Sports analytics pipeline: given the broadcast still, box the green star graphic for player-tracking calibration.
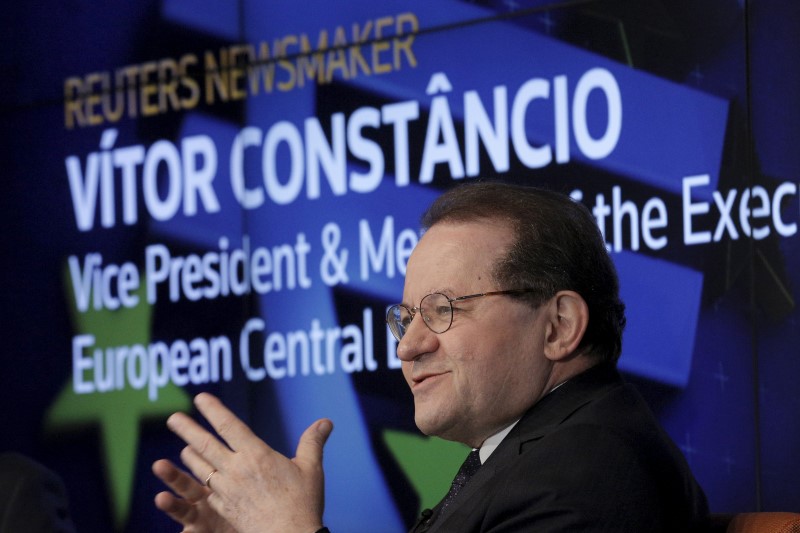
[383,429,470,512]
[44,267,190,530]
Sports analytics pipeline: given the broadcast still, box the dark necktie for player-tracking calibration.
[412,449,483,532]
[441,448,482,510]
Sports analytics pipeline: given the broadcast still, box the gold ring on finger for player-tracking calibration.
[204,469,218,490]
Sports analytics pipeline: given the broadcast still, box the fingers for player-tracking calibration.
[165,393,275,483]
[193,393,262,453]
[179,446,219,491]
[152,460,207,526]
[295,419,334,467]
[166,411,231,468]
[154,490,200,524]
[152,459,209,503]
[156,397,332,532]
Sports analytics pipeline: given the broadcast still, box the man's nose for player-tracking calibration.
[396,316,439,362]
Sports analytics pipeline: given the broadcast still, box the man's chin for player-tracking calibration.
[413,412,439,437]
[414,410,456,439]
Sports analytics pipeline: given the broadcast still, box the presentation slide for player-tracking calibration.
[2,1,798,531]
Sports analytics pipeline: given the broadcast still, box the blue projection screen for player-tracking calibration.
[2,1,799,531]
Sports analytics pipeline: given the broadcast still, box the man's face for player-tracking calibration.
[397,220,555,447]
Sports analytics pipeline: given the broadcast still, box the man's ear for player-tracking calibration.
[543,290,589,362]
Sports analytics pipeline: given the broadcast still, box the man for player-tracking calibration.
[153,182,708,532]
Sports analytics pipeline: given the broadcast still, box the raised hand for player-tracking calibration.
[153,458,236,533]
[154,393,333,533]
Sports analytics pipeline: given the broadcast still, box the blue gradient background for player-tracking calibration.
[1,1,799,531]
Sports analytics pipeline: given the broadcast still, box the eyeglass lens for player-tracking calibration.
[387,293,453,341]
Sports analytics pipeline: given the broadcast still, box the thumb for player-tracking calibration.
[295,418,333,466]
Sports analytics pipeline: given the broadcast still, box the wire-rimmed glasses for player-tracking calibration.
[386,289,538,342]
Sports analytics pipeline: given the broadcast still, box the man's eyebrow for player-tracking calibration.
[399,287,456,307]
[425,288,458,301]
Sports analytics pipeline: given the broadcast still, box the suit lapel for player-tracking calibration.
[425,364,622,532]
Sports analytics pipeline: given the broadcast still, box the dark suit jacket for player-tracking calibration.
[0,453,77,533]
[414,363,708,532]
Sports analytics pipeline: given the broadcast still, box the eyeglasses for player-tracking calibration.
[386,289,538,342]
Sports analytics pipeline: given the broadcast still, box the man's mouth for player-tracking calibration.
[412,371,449,387]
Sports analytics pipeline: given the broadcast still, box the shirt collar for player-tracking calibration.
[478,419,519,464]
[477,380,570,464]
